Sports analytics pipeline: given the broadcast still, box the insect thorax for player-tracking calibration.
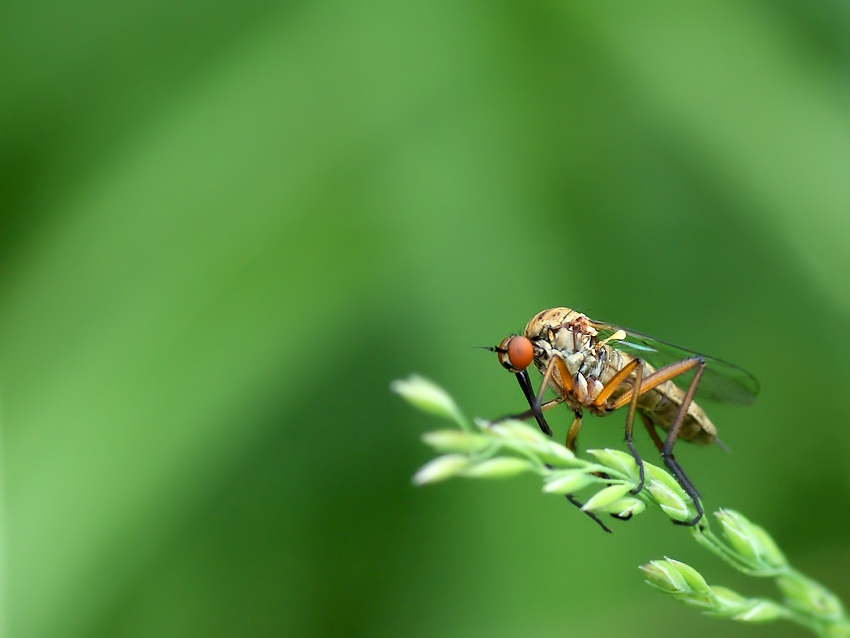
[524,309,613,405]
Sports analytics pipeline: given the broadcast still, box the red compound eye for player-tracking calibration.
[506,336,534,371]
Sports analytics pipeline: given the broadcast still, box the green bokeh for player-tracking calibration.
[2,2,850,636]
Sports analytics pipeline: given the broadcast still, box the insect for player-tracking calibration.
[490,307,759,530]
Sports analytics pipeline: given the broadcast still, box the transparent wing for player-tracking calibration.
[591,321,760,405]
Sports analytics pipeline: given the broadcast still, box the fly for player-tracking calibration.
[490,307,759,530]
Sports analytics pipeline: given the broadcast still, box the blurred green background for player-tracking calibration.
[2,1,850,636]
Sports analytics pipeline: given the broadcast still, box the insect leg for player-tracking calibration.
[507,353,573,436]
[607,358,702,410]
[565,494,612,533]
[565,411,582,452]
[538,354,573,403]
[506,357,615,533]
[565,411,625,530]
[520,353,576,437]
[511,403,611,533]
[593,356,707,524]
[495,395,563,424]
[587,358,647,493]
[564,400,624,532]
[622,359,646,494]
[526,388,614,533]
[658,359,706,527]
[590,358,640,407]
[639,412,665,453]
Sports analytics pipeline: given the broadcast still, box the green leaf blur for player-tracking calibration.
[2,2,849,637]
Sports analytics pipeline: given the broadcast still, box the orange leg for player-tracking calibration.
[534,354,574,402]
[621,359,646,494]
[565,414,582,452]
[589,355,707,526]
[591,359,640,407]
[556,407,612,532]
[585,358,647,493]
[563,411,612,533]
[607,357,702,410]
[639,412,665,453]
[498,396,564,424]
